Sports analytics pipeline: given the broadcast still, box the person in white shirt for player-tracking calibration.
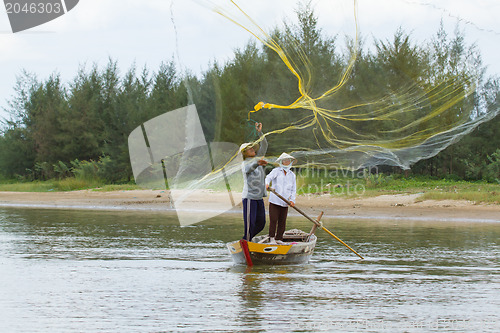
[265,153,296,244]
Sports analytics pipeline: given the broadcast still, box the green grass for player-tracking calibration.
[1,174,498,204]
[296,172,500,204]
[95,184,142,191]
[0,181,57,192]
[0,178,140,192]
[418,191,500,204]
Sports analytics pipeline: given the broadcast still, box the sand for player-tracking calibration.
[0,189,498,222]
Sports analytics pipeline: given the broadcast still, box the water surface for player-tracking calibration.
[1,208,499,332]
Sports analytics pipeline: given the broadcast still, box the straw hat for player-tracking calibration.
[239,142,259,154]
[276,152,296,164]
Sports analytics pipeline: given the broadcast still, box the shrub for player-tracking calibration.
[485,149,500,183]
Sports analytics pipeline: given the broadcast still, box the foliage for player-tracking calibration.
[0,4,499,185]
[70,156,118,183]
[485,149,500,183]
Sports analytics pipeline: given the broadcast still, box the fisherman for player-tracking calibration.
[240,122,268,241]
[265,152,297,244]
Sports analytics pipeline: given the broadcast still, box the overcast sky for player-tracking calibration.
[1,0,499,122]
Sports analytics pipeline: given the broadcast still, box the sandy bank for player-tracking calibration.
[0,190,498,223]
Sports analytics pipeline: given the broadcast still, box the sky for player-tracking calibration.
[1,0,499,123]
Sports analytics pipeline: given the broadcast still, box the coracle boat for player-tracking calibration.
[226,229,317,265]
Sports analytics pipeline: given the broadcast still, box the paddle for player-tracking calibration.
[268,187,364,259]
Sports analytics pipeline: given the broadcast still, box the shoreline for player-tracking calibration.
[0,190,498,223]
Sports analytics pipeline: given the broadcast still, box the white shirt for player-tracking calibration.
[265,167,296,207]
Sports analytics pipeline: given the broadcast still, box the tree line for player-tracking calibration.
[1,5,499,183]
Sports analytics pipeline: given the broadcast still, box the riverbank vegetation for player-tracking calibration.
[0,178,139,192]
[295,172,499,204]
[0,174,498,204]
[1,4,499,195]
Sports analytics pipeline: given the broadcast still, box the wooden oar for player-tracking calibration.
[268,187,364,259]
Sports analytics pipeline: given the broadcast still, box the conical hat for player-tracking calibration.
[276,152,296,163]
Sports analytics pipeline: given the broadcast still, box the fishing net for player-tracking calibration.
[188,0,499,170]
[130,0,499,225]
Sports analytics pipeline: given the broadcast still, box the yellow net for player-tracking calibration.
[188,0,498,170]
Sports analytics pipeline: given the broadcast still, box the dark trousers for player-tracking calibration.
[242,199,266,241]
[269,203,288,240]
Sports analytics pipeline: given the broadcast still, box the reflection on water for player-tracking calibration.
[0,208,499,332]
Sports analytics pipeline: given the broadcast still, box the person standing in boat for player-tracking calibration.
[240,122,268,241]
[265,153,297,244]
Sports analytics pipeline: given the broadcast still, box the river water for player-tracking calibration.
[0,208,499,332]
